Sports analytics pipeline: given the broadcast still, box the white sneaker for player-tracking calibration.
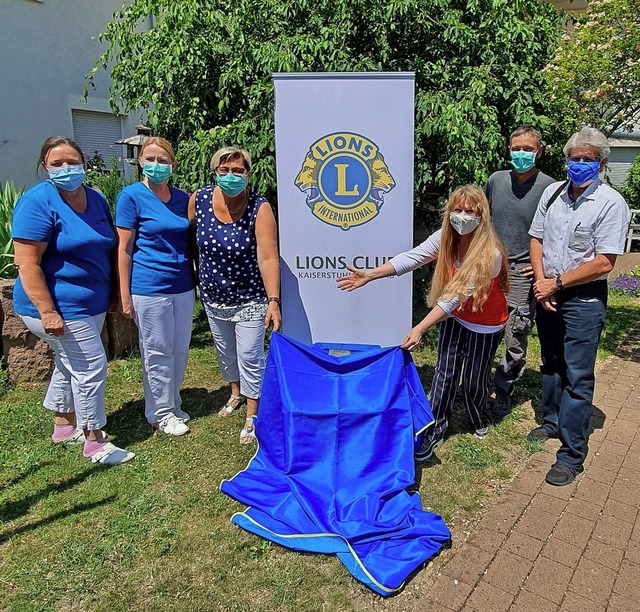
[90,442,135,466]
[173,408,191,422]
[157,415,190,436]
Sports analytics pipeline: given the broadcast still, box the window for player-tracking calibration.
[71,109,124,172]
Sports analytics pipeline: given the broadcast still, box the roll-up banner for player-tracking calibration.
[274,72,415,347]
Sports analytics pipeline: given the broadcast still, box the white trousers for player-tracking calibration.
[204,314,266,400]
[21,313,108,431]
[132,289,195,424]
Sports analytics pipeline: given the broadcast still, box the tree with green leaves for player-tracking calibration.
[90,0,562,211]
[544,0,640,137]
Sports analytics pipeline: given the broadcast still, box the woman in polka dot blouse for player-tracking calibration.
[188,146,281,444]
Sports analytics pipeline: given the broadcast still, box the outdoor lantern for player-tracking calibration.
[115,124,152,178]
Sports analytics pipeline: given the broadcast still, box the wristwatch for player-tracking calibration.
[555,275,564,290]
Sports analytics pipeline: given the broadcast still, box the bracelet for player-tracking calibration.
[268,297,281,305]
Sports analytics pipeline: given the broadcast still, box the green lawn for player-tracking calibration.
[1,292,638,611]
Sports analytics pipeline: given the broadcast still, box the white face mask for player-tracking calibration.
[449,211,481,235]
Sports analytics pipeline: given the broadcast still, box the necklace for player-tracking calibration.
[223,189,248,214]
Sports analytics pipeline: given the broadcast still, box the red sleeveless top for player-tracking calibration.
[451,269,508,326]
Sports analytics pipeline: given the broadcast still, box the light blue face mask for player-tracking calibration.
[217,173,247,197]
[142,162,173,184]
[510,150,537,174]
[47,164,86,191]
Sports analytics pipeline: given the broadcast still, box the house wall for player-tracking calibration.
[0,0,148,189]
[608,147,640,189]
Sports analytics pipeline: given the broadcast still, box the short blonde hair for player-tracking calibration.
[210,147,252,172]
[139,136,176,162]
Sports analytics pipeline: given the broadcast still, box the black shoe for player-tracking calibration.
[493,390,512,420]
[415,438,443,462]
[545,463,583,486]
[527,426,555,442]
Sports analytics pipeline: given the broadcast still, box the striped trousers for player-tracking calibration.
[424,316,503,444]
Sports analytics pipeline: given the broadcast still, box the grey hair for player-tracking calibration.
[563,127,610,158]
[510,125,542,148]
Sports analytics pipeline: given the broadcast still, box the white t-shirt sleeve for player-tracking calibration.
[389,229,441,276]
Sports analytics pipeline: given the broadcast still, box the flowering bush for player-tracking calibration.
[544,0,640,136]
[610,266,640,296]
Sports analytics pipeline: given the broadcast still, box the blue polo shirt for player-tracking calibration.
[115,182,194,296]
[12,181,116,319]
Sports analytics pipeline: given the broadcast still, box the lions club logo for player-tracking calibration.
[294,132,395,230]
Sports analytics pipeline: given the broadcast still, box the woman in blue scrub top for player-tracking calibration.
[12,136,135,466]
[116,137,195,436]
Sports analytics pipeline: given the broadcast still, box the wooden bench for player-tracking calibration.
[626,209,640,253]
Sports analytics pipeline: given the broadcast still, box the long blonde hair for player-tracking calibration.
[427,184,509,310]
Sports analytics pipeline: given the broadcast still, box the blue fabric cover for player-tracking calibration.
[221,332,451,596]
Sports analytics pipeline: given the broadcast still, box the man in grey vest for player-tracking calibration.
[528,127,631,486]
[485,126,555,418]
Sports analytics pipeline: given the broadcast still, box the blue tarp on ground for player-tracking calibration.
[221,332,451,596]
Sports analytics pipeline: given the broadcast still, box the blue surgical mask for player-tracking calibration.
[47,164,86,191]
[449,211,481,236]
[142,162,173,184]
[217,173,247,197]
[566,161,600,187]
[510,151,536,174]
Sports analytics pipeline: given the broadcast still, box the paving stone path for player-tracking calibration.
[419,326,640,611]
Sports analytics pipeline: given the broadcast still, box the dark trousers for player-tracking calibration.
[494,301,535,396]
[536,281,607,469]
[494,263,535,396]
[424,316,503,444]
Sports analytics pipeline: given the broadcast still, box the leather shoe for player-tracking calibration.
[527,426,555,442]
[545,463,583,486]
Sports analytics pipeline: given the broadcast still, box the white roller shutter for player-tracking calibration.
[72,109,124,172]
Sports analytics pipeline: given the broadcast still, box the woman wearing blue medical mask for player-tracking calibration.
[12,136,134,465]
[338,185,510,462]
[188,146,281,444]
[116,137,195,437]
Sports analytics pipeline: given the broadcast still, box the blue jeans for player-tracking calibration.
[536,281,607,469]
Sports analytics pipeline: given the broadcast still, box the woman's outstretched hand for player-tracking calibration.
[336,266,370,292]
[400,327,423,352]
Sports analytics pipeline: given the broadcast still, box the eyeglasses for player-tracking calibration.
[567,156,601,163]
[216,166,247,176]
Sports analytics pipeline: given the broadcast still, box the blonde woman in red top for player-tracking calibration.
[338,184,509,461]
